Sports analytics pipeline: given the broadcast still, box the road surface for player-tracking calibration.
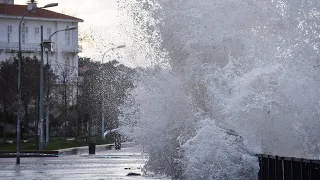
[0,145,167,180]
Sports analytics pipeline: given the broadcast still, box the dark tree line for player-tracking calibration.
[0,56,134,142]
[0,56,56,141]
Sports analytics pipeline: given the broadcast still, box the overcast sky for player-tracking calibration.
[14,0,130,63]
[15,0,118,27]
[14,1,150,67]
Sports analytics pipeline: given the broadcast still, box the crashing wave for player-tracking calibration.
[119,0,320,179]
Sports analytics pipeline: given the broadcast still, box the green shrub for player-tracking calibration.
[0,132,16,138]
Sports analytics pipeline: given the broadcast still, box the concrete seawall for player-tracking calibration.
[58,142,133,156]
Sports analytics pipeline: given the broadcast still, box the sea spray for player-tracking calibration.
[120,68,197,178]
[119,0,320,179]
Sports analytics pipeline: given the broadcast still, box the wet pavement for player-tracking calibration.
[0,145,167,180]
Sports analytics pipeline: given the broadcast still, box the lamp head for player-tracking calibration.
[43,3,58,8]
[66,26,77,31]
[116,45,126,49]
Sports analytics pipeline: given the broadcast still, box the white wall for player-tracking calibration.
[0,0,14,4]
[0,17,79,77]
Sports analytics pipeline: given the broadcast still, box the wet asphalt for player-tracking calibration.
[0,145,167,180]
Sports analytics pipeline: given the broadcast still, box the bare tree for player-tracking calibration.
[56,65,76,138]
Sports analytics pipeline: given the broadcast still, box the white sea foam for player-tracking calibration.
[119,0,320,179]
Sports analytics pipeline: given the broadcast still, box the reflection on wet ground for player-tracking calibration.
[0,145,168,180]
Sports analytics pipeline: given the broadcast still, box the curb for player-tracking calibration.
[58,142,133,156]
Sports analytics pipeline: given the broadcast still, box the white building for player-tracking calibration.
[0,0,83,75]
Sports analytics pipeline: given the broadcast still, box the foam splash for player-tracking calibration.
[119,0,320,179]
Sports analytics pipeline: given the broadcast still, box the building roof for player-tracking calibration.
[0,3,83,22]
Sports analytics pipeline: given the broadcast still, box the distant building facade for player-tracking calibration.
[0,0,83,76]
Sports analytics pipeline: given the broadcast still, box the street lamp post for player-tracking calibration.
[100,45,125,138]
[43,26,77,147]
[17,2,58,164]
[39,25,45,150]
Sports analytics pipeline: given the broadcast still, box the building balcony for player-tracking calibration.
[0,41,41,53]
[61,44,82,53]
[0,41,82,54]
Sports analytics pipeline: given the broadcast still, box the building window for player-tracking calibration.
[35,27,39,34]
[66,57,70,66]
[47,28,51,39]
[21,25,28,44]
[7,25,12,43]
[65,27,71,45]
[35,27,39,41]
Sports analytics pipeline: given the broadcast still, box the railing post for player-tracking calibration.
[291,158,294,180]
[275,156,278,180]
[268,155,270,180]
[301,159,303,180]
[282,159,284,180]
[260,155,263,180]
[309,160,312,180]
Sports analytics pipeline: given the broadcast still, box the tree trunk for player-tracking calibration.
[24,100,29,137]
[35,96,40,144]
[2,99,7,142]
[45,64,51,146]
[76,80,79,137]
[64,81,67,139]
[88,116,91,138]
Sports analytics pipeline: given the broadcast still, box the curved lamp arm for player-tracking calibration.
[19,3,59,55]
[18,9,36,55]
[101,45,126,63]
[49,26,77,40]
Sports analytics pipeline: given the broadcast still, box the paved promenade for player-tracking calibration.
[0,145,167,180]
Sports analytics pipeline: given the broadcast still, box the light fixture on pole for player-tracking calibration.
[100,45,126,138]
[43,26,77,147]
[17,2,58,164]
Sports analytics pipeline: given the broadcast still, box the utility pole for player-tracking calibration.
[101,93,105,137]
[17,24,22,165]
[45,50,50,147]
[39,25,44,150]
[101,66,105,138]
[43,38,52,147]
[44,26,76,144]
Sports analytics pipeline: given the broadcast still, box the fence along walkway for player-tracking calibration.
[258,154,320,180]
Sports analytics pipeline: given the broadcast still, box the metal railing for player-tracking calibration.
[0,42,81,53]
[0,41,41,52]
[258,154,320,180]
